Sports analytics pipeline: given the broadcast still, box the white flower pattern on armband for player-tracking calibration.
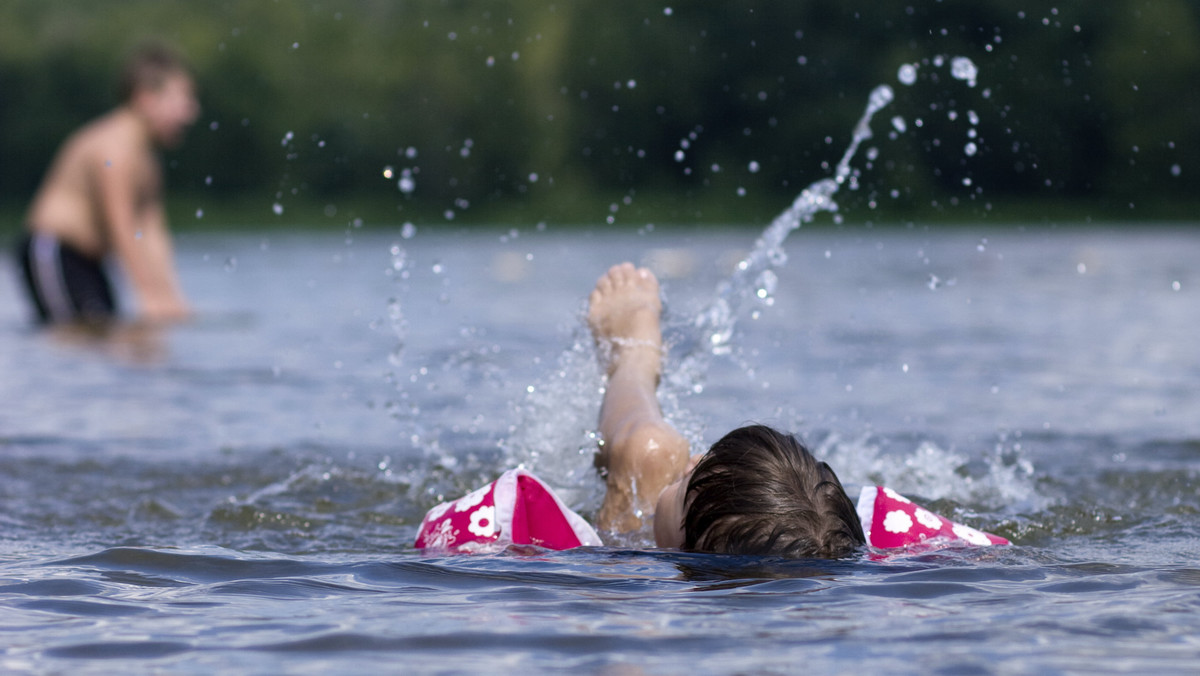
[914,507,943,530]
[468,505,496,538]
[952,523,991,545]
[883,510,913,534]
[455,485,489,512]
[426,519,458,549]
[425,501,451,523]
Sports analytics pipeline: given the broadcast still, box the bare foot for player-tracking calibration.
[587,263,663,377]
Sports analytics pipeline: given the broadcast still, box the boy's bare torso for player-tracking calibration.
[27,108,163,260]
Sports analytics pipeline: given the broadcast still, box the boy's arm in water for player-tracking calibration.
[587,263,691,533]
[93,132,190,322]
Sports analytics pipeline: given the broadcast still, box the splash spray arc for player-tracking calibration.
[446,57,983,509]
[669,83,897,394]
[670,54,980,398]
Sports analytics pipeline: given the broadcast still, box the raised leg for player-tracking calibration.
[588,263,690,533]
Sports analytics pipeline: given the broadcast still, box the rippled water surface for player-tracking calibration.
[2,226,1198,674]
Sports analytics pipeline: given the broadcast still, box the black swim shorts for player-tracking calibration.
[16,232,117,323]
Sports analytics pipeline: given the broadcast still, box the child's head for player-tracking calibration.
[117,42,199,147]
[655,425,865,558]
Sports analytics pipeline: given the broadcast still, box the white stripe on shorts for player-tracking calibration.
[30,234,75,322]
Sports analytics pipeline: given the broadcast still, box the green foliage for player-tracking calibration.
[1,0,1197,228]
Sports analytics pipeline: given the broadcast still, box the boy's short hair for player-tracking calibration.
[683,425,865,558]
[117,41,190,102]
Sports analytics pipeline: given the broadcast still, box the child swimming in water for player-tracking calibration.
[416,262,1007,556]
[586,263,864,557]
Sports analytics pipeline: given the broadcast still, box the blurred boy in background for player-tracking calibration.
[16,41,198,324]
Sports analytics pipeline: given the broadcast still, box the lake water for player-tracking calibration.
[1,224,1198,674]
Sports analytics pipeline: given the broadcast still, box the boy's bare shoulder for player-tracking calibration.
[65,110,151,171]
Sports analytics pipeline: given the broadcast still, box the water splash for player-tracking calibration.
[814,433,1046,513]
[429,58,985,513]
[666,84,894,399]
[497,329,607,513]
[503,81,904,497]
[386,243,409,368]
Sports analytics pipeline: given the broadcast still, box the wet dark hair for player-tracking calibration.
[117,41,190,102]
[683,425,865,558]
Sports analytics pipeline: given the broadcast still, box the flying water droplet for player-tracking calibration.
[398,168,416,194]
[897,63,918,86]
[891,116,908,133]
[754,270,777,304]
[272,203,284,215]
[964,142,978,156]
[950,56,978,87]
[868,84,894,113]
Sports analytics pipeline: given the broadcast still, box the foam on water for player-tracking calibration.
[814,434,1045,513]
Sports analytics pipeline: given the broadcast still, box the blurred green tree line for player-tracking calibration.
[1,0,1197,228]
